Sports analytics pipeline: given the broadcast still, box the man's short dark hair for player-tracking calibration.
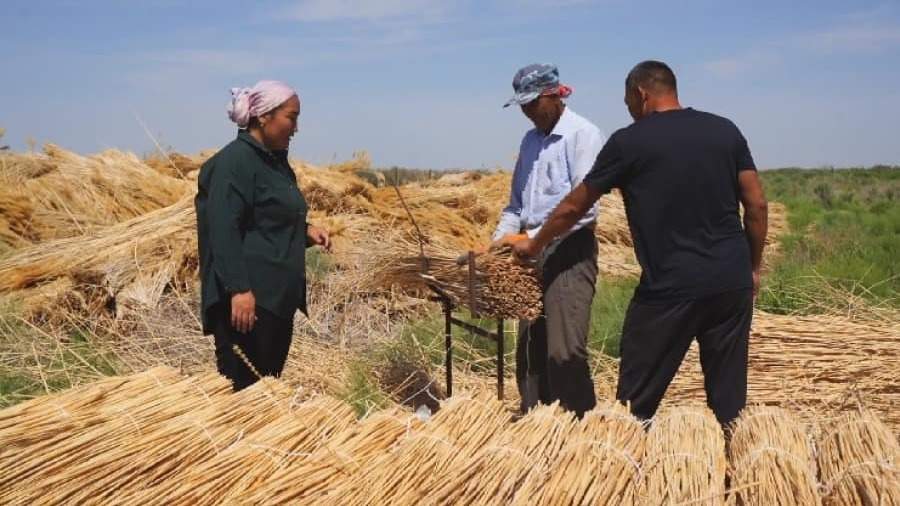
[626,60,677,95]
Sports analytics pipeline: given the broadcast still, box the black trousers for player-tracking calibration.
[208,303,294,391]
[616,288,753,426]
[517,227,598,418]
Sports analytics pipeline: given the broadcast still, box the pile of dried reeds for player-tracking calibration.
[726,405,820,505]
[9,377,292,504]
[128,395,357,505]
[0,196,197,321]
[431,403,577,504]
[640,406,728,505]
[817,410,900,505]
[2,369,233,503]
[237,408,424,504]
[663,312,900,432]
[325,394,510,504]
[0,145,190,247]
[514,401,646,505]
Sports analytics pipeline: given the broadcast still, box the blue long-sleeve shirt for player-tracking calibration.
[493,107,606,250]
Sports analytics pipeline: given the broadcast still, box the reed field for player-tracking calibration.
[0,143,897,504]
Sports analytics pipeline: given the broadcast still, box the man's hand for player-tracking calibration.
[752,270,760,299]
[231,291,256,334]
[497,233,528,247]
[307,224,332,252]
[512,238,542,262]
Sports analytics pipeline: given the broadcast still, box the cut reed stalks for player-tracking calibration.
[640,406,728,505]
[516,400,646,505]
[726,405,820,505]
[817,410,899,506]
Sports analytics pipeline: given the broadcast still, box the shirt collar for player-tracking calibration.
[548,106,578,138]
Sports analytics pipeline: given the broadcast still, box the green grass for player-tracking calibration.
[0,305,121,408]
[589,278,637,358]
[305,248,335,283]
[758,166,899,314]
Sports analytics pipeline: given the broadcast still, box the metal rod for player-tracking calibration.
[444,301,453,398]
[449,317,500,341]
[467,250,478,317]
[497,319,504,401]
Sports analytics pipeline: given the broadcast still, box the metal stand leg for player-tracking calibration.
[444,302,453,398]
[497,319,504,401]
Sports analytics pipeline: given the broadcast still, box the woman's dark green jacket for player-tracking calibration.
[195,130,310,333]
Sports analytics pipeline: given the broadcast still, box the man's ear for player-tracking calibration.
[637,86,650,103]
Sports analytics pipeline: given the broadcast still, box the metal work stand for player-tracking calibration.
[426,251,505,401]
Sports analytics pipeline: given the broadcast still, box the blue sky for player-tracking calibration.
[3,0,900,169]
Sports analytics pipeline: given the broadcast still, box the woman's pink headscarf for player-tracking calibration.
[227,80,298,129]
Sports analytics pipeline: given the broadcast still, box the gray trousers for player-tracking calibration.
[517,227,598,418]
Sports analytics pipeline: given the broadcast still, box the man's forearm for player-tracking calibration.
[532,183,598,249]
[744,205,768,272]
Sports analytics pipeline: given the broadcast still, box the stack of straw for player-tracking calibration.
[817,411,900,505]
[640,407,728,505]
[3,370,233,503]
[325,394,510,504]
[431,403,577,504]
[664,312,900,432]
[129,395,357,505]
[514,401,647,505]
[0,145,190,246]
[237,408,424,504]
[10,377,291,504]
[726,406,820,505]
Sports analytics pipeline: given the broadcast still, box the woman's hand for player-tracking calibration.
[231,290,256,333]
[307,224,332,252]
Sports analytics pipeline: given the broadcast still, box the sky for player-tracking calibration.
[2,0,900,170]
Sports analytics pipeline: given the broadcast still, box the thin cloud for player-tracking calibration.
[284,0,448,22]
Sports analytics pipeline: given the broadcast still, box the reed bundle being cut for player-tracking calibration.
[376,241,543,320]
[726,405,820,505]
[640,406,728,505]
[817,410,900,506]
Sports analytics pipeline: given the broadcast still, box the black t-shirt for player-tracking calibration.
[584,108,756,302]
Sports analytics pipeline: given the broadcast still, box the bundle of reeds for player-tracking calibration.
[376,241,543,320]
[818,411,900,505]
[516,401,647,505]
[640,406,728,505]
[664,312,900,432]
[430,403,577,504]
[0,366,182,452]
[11,377,292,505]
[3,372,232,503]
[726,405,820,505]
[237,408,424,504]
[129,395,356,505]
[326,394,510,505]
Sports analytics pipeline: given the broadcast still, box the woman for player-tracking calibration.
[195,80,330,391]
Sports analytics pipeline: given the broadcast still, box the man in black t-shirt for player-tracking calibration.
[513,60,768,425]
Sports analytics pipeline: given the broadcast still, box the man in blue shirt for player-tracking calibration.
[493,63,606,417]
